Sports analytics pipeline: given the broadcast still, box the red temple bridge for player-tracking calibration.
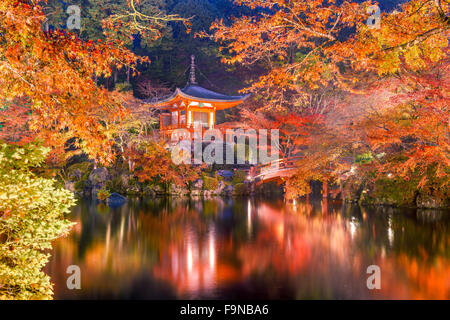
[249,156,302,184]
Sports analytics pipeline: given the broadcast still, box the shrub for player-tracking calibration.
[115,82,133,93]
[362,176,419,207]
[97,187,111,201]
[66,161,93,180]
[233,183,249,195]
[232,170,247,184]
[66,162,93,193]
[0,143,75,299]
[203,176,219,191]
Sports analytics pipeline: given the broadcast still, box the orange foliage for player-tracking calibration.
[210,0,449,196]
[0,1,185,165]
[126,141,202,187]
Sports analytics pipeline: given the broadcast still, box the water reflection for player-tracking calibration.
[46,197,450,299]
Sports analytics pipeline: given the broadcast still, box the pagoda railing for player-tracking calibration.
[161,124,238,142]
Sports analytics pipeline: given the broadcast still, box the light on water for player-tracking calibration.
[47,197,450,299]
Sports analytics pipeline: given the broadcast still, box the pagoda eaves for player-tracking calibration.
[151,84,249,110]
[148,55,249,139]
[148,83,249,140]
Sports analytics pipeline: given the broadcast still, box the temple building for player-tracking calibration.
[149,56,249,140]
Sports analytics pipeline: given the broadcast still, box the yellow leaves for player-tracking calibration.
[421,35,448,63]
[403,45,426,71]
[0,143,75,299]
[377,51,402,75]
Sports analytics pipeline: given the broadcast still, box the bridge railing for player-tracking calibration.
[251,156,303,180]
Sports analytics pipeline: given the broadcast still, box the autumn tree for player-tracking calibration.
[340,0,450,197]
[0,0,186,299]
[136,78,171,99]
[208,0,372,111]
[210,0,449,200]
[0,0,189,163]
[126,140,201,190]
[112,92,162,171]
[359,59,450,197]
[0,0,139,162]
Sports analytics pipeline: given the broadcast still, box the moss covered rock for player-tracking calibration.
[360,177,418,207]
[341,175,365,203]
[170,183,189,196]
[234,183,250,195]
[67,161,94,181]
[203,176,219,191]
[87,167,111,197]
[416,191,449,209]
[232,170,247,184]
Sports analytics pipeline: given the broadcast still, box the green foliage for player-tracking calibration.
[96,187,111,201]
[0,143,75,299]
[373,177,418,207]
[233,183,248,195]
[359,164,450,208]
[355,152,374,164]
[115,82,133,93]
[67,161,94,180]
[104,169,139,194]
[106,176,125,194]
[202,175,219,191]
[74,179,86,192]
[45,0,172,47]
[360,173,420,207]
[74,171,92,193]
[232,170,247,184]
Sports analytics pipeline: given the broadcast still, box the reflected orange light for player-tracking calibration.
[276,222,284,243]
[187,243,193,273]
[49,199,450,300]
[209,232,215,270]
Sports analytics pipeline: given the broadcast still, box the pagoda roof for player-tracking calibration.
[180,84,249,102]
[148,84,249,108]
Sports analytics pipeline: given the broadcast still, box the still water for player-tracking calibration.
[47,197,450,299]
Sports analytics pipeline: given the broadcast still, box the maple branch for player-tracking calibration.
[280,16,336,41]
[382,25,450,52]
[407,0,435,18]
[286,40,332,72]
[1,60,35,89]
[329,12,342,34]
[434,0,449,23]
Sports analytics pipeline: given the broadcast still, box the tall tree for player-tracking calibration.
[209,0,449,197]
[0,0,187,164]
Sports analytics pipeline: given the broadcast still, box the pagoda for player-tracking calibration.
[150,55,249,140]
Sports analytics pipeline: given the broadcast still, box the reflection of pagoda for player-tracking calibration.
[149,55,249,139]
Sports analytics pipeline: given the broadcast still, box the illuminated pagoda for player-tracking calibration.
[150,55,249,139]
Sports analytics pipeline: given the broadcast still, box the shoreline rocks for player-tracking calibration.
[106,192,127,207]
[62,163,448,209]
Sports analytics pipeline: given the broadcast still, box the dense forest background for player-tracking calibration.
[43,0,407,96]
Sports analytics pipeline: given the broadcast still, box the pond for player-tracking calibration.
[46,197,450,299]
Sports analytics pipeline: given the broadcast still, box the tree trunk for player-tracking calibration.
[322,180,328,199]
[322,197,328,215]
